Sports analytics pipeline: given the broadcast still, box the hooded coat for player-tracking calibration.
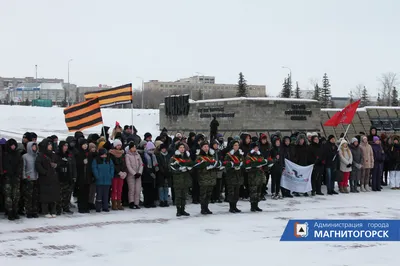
[389,143,400,171]
[281,136,293,167]
[339,144,353,172]
[258,134,271,159]
[156,150,172,187]
[307,138,324,172]
[55,141,77,183]
[359,137,374,169]
[293,134,308,166]
[22,142,38,180]
[75,139,91,185]
[35,139,60,203]
[350,143,363,171]
[2,139,23,184]
[240,133,251,156]
[321,136,338,168]
[126,149,144,180]
[371,143,385,165]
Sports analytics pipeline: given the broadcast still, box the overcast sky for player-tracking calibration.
[0,0,398,97]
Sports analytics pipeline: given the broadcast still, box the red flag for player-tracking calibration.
[323,100,361,127]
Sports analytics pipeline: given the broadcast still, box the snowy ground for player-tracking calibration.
[0,105,160,141]
[1,187,399,266]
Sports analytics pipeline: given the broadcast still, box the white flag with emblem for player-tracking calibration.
[280,159,313,193]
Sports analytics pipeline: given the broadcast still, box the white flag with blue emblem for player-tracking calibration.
[280,159,313,193]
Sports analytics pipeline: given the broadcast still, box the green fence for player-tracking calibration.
[32,99,53,107]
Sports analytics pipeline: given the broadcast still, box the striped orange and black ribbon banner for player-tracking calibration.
[64,97,103,132]
[84,83,133,107]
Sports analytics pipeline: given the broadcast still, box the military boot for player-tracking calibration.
[111,200,118,211]
[250,202,257,212]
[233,202,242,213]
[14,211,20,220]
[229,203,236,213]
[201,204,208,215]
[205,204,213,214]
[176,206,182,217]
[8,211,15,221]
[181,206,190,216]
[254,202,263,212]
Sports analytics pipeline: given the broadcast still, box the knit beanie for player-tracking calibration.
[351,137,358,144]
[373,136,380,142]
[113,139,122,148]
[145,141,156,151]
[89,143,96,151]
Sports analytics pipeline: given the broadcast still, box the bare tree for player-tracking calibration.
[379,72,398,106]
[350,84,363,100]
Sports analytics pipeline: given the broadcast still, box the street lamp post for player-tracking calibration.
[281,66,292,81]
[195,72,205,100]
[136,77,144,109]
[67,59,73,103]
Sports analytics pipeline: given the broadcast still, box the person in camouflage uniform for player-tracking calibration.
[244,142,266,212]
[224,140,244,213]
[22,142,39,218]
[196,141,218,215]
[2,139,23,220]
[170,142,192,217]
[56,141,77,215]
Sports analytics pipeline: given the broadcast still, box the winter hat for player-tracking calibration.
[115,121,121,128]
[211,139,219,148]
[74,131,84,140]
[29,132,37,141]
[88,133,100,143]
[250,142,259,149]
[161,127,168,133]
[373,136,380,142]
[175,132,182,139]
[172,137,180,143]
[216,133,223,139]
[23,132,31,139]
[200,141,209,148]
[145,141,156,151]
[155,140,163,149]
[351,137,358,144]
[306,132,312,138]
[175,142,186,150]
[328,135,335,142]
[260,133,268,140]
[124,125,129,131]
[89,143,96,151]
[113,139,122,148]
[78,138,88,146]
[340,139,348,146]
[160,143,167,150]
[98,148,107,156]
[128,142,136,150]
[138,140,147,149]
[189,132,196,139]
[230,139,240,147]
[0,138,7,145]
[233,135,240,141]
[311,132,318,137]
[251,136,259,143]
[144,132,152,140]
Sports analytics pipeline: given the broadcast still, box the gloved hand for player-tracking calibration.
[150,173,156,179]
[50,162,57,168]
[179,166,187,172]
[347,164,352,168]
[83,159,88,165]
[134,173,141,179]
[186,166,192,171]
[206,165,214,170]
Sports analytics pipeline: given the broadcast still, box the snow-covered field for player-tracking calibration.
[0,105,160,141]
[1,106,399,265]
[1,188,399,266]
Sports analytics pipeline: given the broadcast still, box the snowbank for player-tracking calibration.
[0,105,160,141]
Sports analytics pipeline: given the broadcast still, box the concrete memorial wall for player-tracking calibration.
[159,97,321,137]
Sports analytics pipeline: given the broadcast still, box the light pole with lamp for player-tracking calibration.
[67,59,73,104]
[195,72,205,100]
[281,66,292,82]
[136,77,144,109]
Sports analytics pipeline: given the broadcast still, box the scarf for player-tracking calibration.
[144,151,158,169]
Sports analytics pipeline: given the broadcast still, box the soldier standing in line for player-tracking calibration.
[170,142,192,217]
[244,142,267,212]
[195,141,218,215]
[3,139,23,220]
[224,140,244,213]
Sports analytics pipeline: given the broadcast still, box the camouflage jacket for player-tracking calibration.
[245,151,266,186]
[170,151,192,190]
[224,149,244,186]
[196,150,217,187]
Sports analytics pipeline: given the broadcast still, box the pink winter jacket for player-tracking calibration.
[359,142,374,169]
[126,150,144,178]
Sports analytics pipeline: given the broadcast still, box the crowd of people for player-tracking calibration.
[0,123,399,221]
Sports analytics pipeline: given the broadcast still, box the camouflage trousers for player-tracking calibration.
[199,185,213,205]
[227,184,240,203]
[24,180,39,214]
[4,181,20,212]
[174,187,188,207]
[249,185,262,203]
[57,181,73,212]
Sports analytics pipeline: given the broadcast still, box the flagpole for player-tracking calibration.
[131,83,134,128]
[102,124,106,140]
[333,123,351,161]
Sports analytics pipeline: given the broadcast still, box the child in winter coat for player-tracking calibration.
[92,148,114,212]
[389,137,400,189]
[109,139,127,210]
[35,139,60,218]
[75,138,91,213]
[338,140,353,193]
[359,135,374,191]
[156,143,171,207]
[22,142,39,218]
[3,139,23,220]
[126,142,144,209]
[56,141,77,215]
[371,136,385,191]
[142,141,159,208]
